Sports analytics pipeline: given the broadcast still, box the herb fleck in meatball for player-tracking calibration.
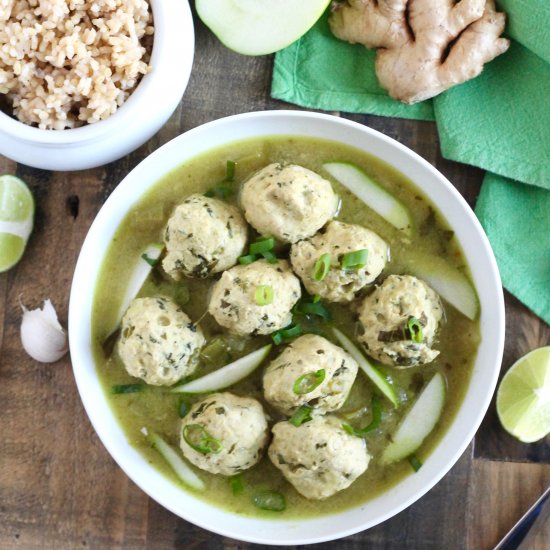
[180,393,269,475]
[268,415,370,499]
[240,163,339,243]
[358,274,443,367]
[163,194,248,279]
[208,259,301,336]
[263,334,358,415]
[290,221,388,303]
[118,297,205,386]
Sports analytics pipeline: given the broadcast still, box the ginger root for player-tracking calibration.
[329,0,510,104]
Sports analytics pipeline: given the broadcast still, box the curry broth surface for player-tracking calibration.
[92,136,480,518]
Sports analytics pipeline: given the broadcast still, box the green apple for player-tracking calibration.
[196,0,331,55]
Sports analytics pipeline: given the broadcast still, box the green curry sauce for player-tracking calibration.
[92,136,480,518]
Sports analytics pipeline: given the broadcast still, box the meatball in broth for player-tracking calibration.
[208,259,301,336]
[358,274,443,367]
[240,163,339,243]
[263,334,359,415]
[118,297,205,386]
[180,393,269,476]
[163,194,248,279]
[290,220,388,303]
[268,415,370,500]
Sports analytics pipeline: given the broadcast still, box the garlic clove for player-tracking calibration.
[20,299,69,363]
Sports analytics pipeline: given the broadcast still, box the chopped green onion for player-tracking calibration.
[289,405,313,427]
[312,294,321,303]
[111,383,144,394]
[261,250,278,263]
[230,474,244,495]
[292,369,326,395]
[255,285,274,306]
[225,160,236,181]
[141,252,160,267]
[408,454,423,472]
[295,301,332,320]
[252,490,286,512]
[204,185,233,199]
[272,323,302,345]
[178,401,189,418]
[182,424,223,455]
[312,253,331,281]
[407,317,424,343]
[250,236,275,255]
[340,249,369,270]
[238,254,257,265]
[342,395,382,437]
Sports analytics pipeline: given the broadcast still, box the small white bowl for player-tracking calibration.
[69,111,505,545]
[0,0,194,171]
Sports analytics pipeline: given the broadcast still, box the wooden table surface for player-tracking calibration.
[1,10,549,550]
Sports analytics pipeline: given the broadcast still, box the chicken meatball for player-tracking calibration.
[268,415,370,499]
[180,393,269,475]
[358,274,444,367]
[208,259,301,335]
[118,297,205,386]
[162,194,248,280]
[240,163,339,243]
[263,334,359,415]
[290,221,388,303]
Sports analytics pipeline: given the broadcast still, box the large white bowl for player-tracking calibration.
[0,0,194,171]
[69,111,505,545]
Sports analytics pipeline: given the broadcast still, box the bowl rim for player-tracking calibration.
[0,0,187,144]
[68,110,505,545]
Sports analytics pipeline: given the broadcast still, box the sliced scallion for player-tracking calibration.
[312,253,331,281]
[272,323,302,345]
[111,383,144,394]
[141,252,160,267]
[182,424,223,455]
[178,401,189,418]
[292,369,326,395]
[289,405,313,427]
[238,254,257,265]
[340,249,369,270]
[261,250,278,263]
[230,474,244,495]
[255,285,274,306]
[225,160,236,181]
[252,490,286,512]
[408,454,423,472]
[342,395,382,438]
[295,301,332,320]
[250,236,275,255]
[407,317,424,343]
[312,294,321,303]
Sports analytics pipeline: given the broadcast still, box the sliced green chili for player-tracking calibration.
[289,405,313,427]
[340,249,369,270]
[292,369,326,395]
[312,253,331,281]
[408,454,423,472]
[182,424,223,455]
[238,254,257,265]
[111,383,144,394]
[272,323,302,345]
[342,395,382,438]
[252,490,286,512]
[250,236,275,255]
[407,316,424,343]
[255,285,274,306]
[230,474,244,495]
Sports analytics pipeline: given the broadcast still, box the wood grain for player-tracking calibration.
[0,10,549,550]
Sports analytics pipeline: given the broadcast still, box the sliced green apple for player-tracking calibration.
[196,0,331,56]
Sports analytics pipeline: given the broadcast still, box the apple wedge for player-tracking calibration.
[196,0,331,55]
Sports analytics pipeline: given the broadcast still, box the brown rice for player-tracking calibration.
[0,0,154,130]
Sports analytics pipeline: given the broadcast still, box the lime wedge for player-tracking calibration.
[0,175,35,272]
[496,347,550,443]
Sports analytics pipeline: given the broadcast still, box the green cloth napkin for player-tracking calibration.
[271,4,550,324]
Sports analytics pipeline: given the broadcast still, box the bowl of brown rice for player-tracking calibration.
[0,0,194,171]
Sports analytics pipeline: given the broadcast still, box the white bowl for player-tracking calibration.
[0,0,194,171]
[69,111,505,545]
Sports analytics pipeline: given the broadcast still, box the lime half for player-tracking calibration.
[0,175,35,272]
[496,347,550,443]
